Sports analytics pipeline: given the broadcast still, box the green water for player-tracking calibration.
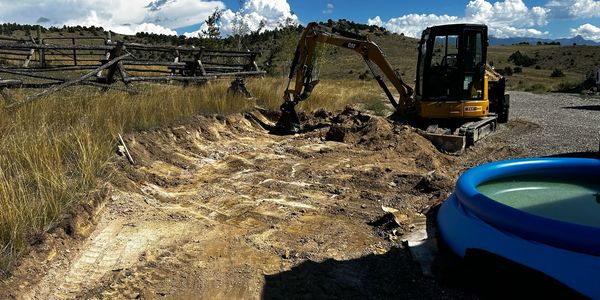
[477,175,600,228]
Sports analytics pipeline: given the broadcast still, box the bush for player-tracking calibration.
[535,65,541,70]
[508,51,537,67]
[503,66,513,76]
[525,84,549,93]
[358,70,370,80]
[513,66,522,73]
[554,82,581,93]
[550,69,565,77]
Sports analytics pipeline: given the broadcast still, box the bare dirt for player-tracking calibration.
[1,99,583,299]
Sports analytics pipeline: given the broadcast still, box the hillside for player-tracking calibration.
[1,21,598,92]
[490,35,600,46]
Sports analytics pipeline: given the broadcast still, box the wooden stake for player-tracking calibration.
[118,134,135,165]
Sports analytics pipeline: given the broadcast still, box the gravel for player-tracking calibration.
[506,91,600,157]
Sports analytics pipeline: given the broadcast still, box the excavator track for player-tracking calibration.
[418,116,498,154]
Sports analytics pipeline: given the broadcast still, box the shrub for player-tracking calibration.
[525,84,549,93]
[503,66,513,76]
[508,51,537,67]
[513,66,522,73]
[550,69,565,77]
[358,70,370,80]
[535,65,541,70]
[554,82,581,93]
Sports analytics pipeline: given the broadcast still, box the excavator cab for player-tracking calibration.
[416,24,489,119]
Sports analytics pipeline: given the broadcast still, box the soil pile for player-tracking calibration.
[3,109,470,299]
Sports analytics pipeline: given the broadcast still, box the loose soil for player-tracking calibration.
[1,105,572,299]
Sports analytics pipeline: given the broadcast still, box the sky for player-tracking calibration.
[0,0,598,41]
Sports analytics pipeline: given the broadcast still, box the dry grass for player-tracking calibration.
[0,77,383,274]
[245,77,382,111]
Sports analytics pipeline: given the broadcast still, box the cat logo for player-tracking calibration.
[464,106,482,112]
[346,42,357,49]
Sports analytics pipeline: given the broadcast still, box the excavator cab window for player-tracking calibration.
[427,35,460,99]
[417,24,487,102]
[462,30,484,99]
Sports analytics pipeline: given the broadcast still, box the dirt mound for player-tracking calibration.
[323,106,454,177]
[6,109,472,299]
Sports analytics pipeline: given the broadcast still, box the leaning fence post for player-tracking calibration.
[103,42,124,84]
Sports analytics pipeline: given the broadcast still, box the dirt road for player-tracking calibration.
[1,92,594,299]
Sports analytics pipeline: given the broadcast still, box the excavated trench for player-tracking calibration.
[1,107,529,299]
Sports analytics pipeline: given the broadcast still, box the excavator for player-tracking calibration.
[274,22,510,153]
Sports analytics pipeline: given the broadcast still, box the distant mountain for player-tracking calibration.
[489,35,600,46]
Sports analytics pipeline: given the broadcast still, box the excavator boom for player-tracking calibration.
[275,22,415,133]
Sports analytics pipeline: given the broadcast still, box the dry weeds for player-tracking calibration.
[0,77,382,273]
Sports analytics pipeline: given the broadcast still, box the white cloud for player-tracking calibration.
[323,3,334,14]
[370,0,550,38]
[546,0,600,18]
[369,14,460,37]
[185,0,299,37]
[570,23,600,41]
[0,0,224,35]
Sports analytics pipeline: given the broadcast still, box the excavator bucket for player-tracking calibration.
[273,80,320,134]
[273,101,301,134]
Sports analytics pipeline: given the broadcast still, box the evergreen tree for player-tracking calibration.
[201,8,223,39]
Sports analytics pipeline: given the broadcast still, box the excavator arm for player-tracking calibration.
[276,22,415,133]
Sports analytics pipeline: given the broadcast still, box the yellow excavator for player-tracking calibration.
[274,22,509,153]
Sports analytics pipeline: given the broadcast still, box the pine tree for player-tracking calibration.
[201,8,222,39]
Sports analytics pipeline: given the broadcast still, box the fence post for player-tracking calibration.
[36,26,42,44]
[103,42,124,84]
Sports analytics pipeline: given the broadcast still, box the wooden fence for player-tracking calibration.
[0,34,265,109]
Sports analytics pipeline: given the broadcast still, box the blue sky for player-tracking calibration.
[233,0,598,39]
[0,0,598,40]
[205,0,600,40]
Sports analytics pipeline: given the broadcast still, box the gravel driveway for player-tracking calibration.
[506,91,600,157]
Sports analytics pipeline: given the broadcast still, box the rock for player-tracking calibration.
[325,125,346,142]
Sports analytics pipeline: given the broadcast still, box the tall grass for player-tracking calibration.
[0,77,383,274]
[245,77,381,111]
[0,80,250,273]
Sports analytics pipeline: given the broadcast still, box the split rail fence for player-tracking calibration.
[0,34,265,109]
